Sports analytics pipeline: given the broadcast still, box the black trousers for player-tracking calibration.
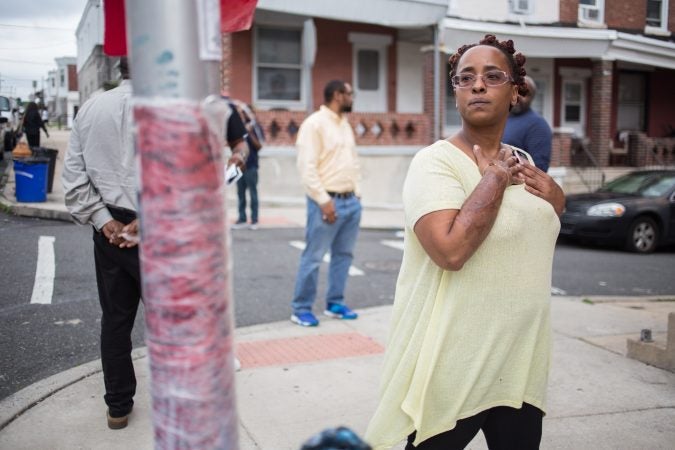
[25,131,40,148]
[406,403,544,450]
[92,206,141,417]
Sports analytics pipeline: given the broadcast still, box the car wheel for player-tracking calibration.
[625,217,659,253]
[4,130,15,153]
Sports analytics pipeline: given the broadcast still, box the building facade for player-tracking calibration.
[76,0,121,105]
[221,0,675,172]
[44,57,79,129]
[444,0,675,168]
[221,0,448,148]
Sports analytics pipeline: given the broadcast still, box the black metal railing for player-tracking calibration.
[570,136,606,192]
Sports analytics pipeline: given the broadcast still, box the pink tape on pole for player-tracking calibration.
[134,99,237,449]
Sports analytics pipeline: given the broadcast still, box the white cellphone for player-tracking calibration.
[225,164,243,185]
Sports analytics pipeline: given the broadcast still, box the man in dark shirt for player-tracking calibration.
[502,76,552,172]
[225,101,249,171]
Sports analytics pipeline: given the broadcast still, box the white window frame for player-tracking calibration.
[559,67,592,138]
[645,0,671,36]
[252,25,306,110]
[509,0,532,15]
[578,0,605,26]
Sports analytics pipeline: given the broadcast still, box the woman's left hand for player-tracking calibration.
[517,163,565,216]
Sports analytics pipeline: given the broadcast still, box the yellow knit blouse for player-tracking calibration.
[365,140,560,449]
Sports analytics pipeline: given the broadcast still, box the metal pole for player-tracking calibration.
[124,1,238,449]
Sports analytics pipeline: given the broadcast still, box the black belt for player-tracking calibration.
[106,204,137,223]
[327,191,354,199]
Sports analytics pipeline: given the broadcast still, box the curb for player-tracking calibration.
[0,348,147,432]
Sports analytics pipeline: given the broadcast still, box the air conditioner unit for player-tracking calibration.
[579,5,601,22]
[511,0,530,14]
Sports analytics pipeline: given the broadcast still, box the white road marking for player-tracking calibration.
[551,286,567,296]
[54,319,82,326]
[381,239,405,251]
[30,236,56,305]
[289,240,364,276]
[395,231,405,238]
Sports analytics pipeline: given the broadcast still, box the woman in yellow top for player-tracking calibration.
[366,35,565,450]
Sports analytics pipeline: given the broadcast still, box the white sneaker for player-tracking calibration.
[234,357,241,372]
[249,222,258,230]
[231,221,248,229]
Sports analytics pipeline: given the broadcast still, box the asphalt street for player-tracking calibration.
[1,211,674,402]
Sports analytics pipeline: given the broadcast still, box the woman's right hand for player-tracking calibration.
[472,145,521,185]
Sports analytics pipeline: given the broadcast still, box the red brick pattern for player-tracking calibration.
[236,332,384,369]
[606,0,647,30]
[590,60,613,165]
[221,33,232,95]
[627,132,675,166]
[559,0,579,24]
[551,132,573,167]
[422,50,447,142]
[67,65,78,92]
[256,110,430,146]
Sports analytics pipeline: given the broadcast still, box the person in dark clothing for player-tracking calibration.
[232,102,264,229]
[62,58,140,430]
[22,102,49,148]
[502,76,552,172]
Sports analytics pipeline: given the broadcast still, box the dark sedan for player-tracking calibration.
[560,170,675,253]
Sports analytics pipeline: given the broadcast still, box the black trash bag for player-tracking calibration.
[300,426,371,450]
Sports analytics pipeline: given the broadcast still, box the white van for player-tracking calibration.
[1,96,19,153]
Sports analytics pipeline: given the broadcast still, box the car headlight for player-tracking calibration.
[587,202,626,217]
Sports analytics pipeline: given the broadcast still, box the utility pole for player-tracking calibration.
[124,1,238,449]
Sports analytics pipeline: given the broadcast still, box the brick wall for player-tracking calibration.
[590,59,614,165]
[221,33,232,96]
[628,132,675,166]
[606,0,646,31]
[551,131,573,167]
[223,20,398,112]
[670,0,675,32]
[256,110,429,146]
[67,65,78,92]
[423,50,446,142]
[559,0,579,24]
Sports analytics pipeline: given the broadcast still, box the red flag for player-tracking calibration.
[221,0,258,33]
[103,0,258,56]
[103,0,126,56]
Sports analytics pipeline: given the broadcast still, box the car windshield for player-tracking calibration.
[0,97,10,112]
[599,173,675,197]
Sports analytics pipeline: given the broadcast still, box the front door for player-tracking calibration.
[352,46,387,112]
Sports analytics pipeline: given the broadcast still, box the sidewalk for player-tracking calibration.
[1,130,675,449]
[1,297,674,449]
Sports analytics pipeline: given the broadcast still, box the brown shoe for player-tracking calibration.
[107,409,130,430]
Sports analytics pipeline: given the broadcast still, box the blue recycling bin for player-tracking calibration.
[14,157,49,202]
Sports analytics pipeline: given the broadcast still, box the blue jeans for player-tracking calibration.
[291,195,362,314]
[236,167,258,223]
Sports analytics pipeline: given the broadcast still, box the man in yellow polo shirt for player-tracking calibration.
[291,80,361,327]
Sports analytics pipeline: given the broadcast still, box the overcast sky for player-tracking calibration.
[0,0,88,101]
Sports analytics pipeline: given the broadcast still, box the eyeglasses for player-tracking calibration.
[451,70,514,89]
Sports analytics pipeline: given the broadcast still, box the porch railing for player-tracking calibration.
[570,136,606,192]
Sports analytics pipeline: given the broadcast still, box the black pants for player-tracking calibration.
[92,206,141,417]
[25,131,40,148]
[406,403,543,450]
